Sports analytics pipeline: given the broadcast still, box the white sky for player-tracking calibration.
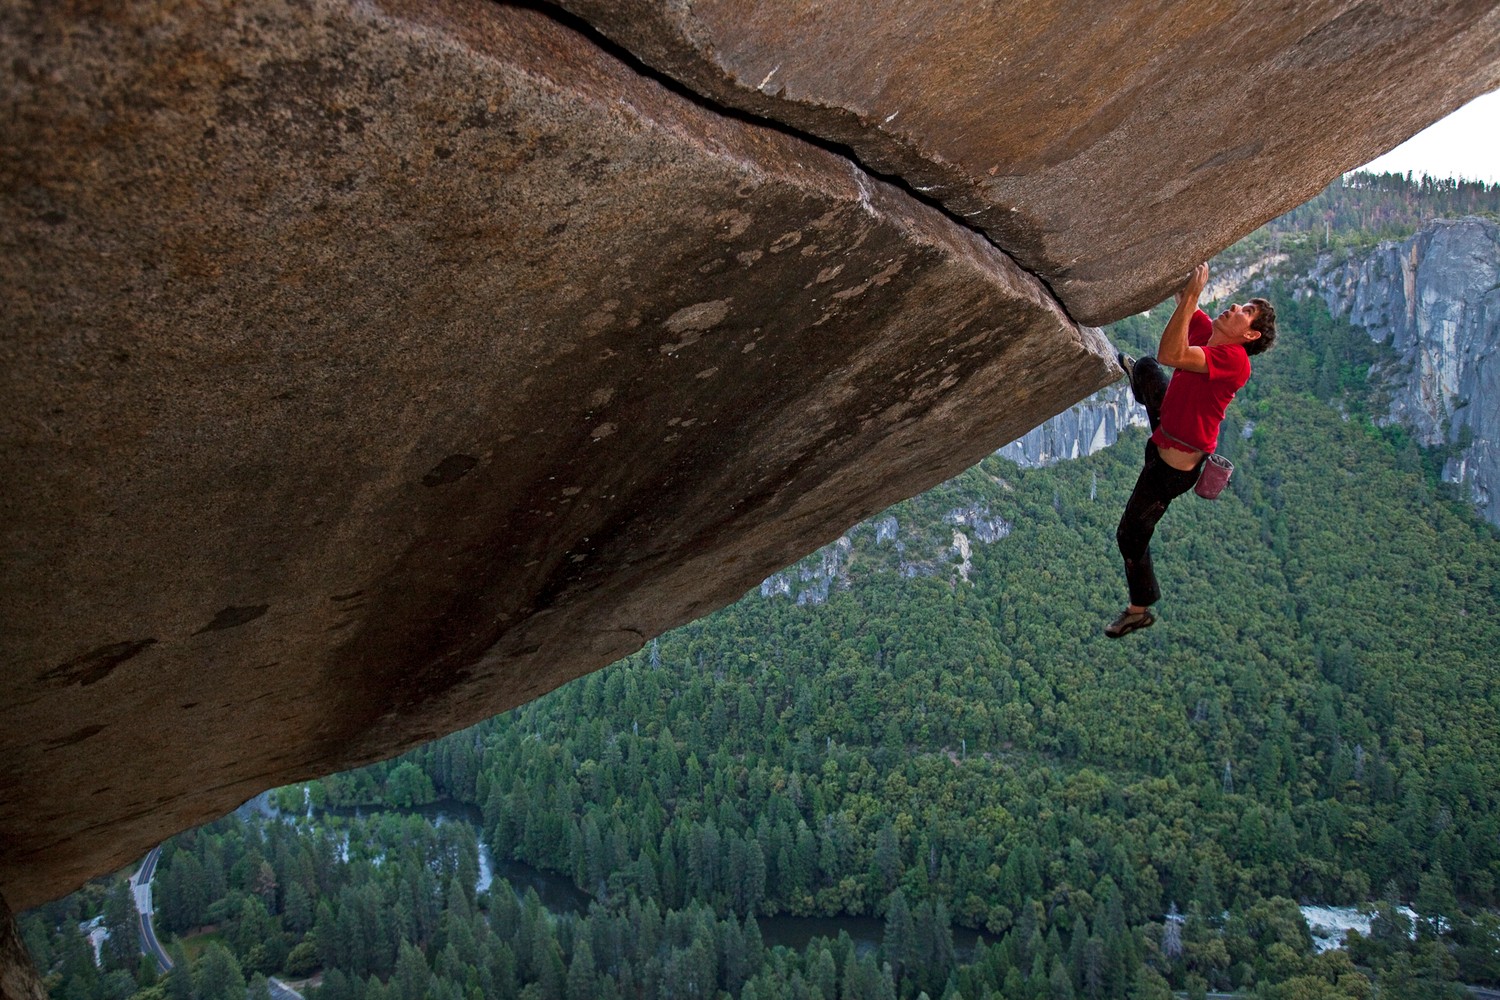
[1355,89,1500,184]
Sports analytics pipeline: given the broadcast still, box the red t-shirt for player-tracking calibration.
[1151,309,1251,454]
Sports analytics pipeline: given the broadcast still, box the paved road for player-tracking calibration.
[128,846,170,973]
[129,845,304,999]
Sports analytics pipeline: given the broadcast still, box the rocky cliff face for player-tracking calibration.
[559,0,1500,323]
[758,499,1014,603]
[0,896,45,1000]
[1313,218,1500,526]
[997,383,1146,468]
[1,0,1112,913]
[3,0,1498,925]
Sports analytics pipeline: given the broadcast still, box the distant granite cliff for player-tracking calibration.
[758,499,1016,604]
[997,383,1145,468]
[1313,217,1500,527]
[988,217,1500,529]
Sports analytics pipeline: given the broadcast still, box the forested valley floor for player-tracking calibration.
[23,175,1500,1000]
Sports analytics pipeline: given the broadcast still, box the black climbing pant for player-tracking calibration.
[1117,357,1204,607]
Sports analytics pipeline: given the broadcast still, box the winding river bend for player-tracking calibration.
[236,792,989,959]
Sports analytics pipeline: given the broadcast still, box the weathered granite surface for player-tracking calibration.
[0,894,46,1000]
[0,0,1116,909]
[557,0,1500,325]
[1313,218,1500,526]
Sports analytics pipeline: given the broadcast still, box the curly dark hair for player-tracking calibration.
[1245,297,1277,356]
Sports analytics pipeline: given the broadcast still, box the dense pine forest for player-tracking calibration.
[21,174,1500,1000]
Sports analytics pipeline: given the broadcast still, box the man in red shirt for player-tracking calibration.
[1106,262,1278,638]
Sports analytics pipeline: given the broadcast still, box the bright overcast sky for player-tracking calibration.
[1355,89,1500,184]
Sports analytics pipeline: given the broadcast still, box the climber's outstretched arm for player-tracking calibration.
[1158,263,1209,374]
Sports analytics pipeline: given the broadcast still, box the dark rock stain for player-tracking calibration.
[422,454,478,487]
[42,725,106,751]
[196,604,269,634]
[332,590,365,602]
[39,639,156,687]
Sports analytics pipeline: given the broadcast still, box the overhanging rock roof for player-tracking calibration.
[560,0,1500,324]
[2,0,1111,909]
[2,0,1497,914]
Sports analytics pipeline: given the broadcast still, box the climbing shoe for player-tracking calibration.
[1104,608,1155,638]
[1117,352,1136,383]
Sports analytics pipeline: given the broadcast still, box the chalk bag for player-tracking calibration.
[1195,453,1233,500]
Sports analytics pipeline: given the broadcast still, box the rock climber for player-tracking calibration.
[1106,262,1278,638]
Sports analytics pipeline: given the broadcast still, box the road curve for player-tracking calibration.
[128,845,304,998]
[128,846,170,973]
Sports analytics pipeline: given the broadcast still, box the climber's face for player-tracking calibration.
[1212,302,1262,345]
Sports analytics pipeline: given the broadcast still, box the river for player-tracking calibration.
[235,791,989,959]
[1300,903,1420,953]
